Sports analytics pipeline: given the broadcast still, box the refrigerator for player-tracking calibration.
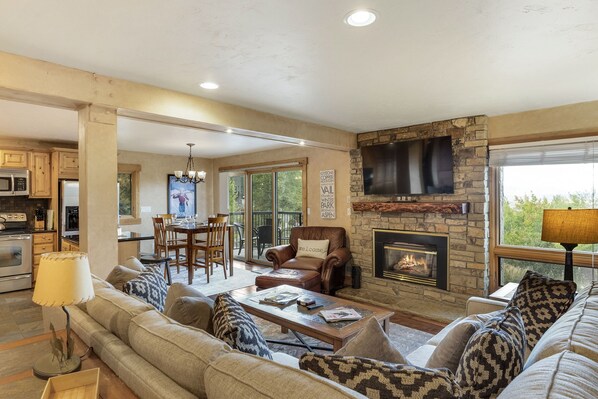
[60,180,79,237]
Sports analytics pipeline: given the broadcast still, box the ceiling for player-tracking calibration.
[0,99,289,157]
[0,1,597,133]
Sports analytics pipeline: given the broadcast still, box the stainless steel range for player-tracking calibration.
[0,212,32,293]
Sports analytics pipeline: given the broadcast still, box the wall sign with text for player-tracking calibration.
[320,169,336,219]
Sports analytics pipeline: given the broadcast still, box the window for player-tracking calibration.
[118,164,141,225]
[491,138,598,291]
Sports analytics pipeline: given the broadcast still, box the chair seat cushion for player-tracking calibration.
[255,269,321,291]
[281,257,323,271]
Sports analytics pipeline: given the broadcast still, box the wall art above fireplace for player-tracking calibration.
[373,229,449,291]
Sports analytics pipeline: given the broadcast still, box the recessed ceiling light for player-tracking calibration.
[344,9,377,27]
[226,128,233,134]
[199,82,219,90]
[299,140,305,146]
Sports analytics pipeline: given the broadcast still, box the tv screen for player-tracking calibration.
[361,136,454,195]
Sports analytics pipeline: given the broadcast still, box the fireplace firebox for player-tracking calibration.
[373,229,448,290]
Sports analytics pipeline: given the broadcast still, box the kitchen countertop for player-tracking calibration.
[62,232,154,244]
[30,229,57,234]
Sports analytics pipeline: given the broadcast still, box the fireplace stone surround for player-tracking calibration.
[345,116,489,311]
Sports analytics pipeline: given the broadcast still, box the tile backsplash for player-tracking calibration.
[0,197,51,229]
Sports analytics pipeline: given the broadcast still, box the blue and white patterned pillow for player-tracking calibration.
[123,270,168,312]
[213,293,272,359]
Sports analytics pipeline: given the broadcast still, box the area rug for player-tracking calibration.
[253,316,432,359]
[169,266,272,296]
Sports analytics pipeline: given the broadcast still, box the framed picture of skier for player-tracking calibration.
[167,174,197,218]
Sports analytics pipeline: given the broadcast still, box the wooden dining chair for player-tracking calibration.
[191,216,228,283]
[152,217,186,274]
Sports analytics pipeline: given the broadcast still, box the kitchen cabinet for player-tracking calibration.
[32,232,56,283]
[29,152,52,198]
[57,150,78,179]
[61,238,79,252]
[0,149,28,168]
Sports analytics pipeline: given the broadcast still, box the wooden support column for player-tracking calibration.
[78,105,118,278]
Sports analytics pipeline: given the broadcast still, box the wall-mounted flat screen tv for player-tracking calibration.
[361,136,454,195]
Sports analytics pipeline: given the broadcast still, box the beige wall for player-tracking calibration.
[212,146,352,234]
[117,150,213,252]
[488,100,598,144]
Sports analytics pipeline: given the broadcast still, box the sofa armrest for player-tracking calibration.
[466,297,508,316]
[323,247,352,272]
[265,245,295,269]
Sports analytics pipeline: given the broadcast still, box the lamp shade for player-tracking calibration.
[541,209,598,244]
[32,252,95,307]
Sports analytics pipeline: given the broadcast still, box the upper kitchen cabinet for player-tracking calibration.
[0,149,28,168]
[53,149,78,179]
[29,151,52,198]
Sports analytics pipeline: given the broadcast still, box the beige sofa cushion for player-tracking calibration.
[204,351,367,399]
[497,351,598,399]
[336,317,407,364]
[426,318,483,373]
[106,265,141,291]
[129,310,231,398]
[525,281,598,368]
[86,286,153,346]
[164,282,211,313]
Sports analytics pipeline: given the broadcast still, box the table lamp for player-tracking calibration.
[32,252,95,379]
[541,208,598,281]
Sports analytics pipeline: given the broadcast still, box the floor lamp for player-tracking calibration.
[541,208,598,281]
[32,252,95,379]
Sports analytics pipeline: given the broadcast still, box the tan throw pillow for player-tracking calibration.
[166,296,215,334]
[296,239,329,260]
[123,256,146,272]
[165,282,209,313]
[426,318,483,373]
[336,317,407,364]
[106,265,141,291]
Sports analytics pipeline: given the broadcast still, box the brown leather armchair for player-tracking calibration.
[265,226,352,295]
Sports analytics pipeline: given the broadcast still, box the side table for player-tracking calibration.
[489,282,519,302]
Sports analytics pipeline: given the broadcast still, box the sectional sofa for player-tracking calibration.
[69,274,598,398]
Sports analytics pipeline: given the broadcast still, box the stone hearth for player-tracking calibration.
[343,116,489,312]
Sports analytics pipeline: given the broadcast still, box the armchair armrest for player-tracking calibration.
[323,247,352,271]
[265,245,295,269]
[466,297,508,316]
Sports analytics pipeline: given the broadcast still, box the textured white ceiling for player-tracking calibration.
[0,1,597,133]
[0,99,289,157]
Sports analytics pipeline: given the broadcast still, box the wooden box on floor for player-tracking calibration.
[41,368,100,399]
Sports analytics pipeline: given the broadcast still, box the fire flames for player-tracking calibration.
[393,254,431,277]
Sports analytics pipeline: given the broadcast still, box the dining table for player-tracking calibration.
[166,223,235,284]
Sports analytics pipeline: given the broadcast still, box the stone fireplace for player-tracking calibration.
[373,229,448,290]
[346,116,490,311]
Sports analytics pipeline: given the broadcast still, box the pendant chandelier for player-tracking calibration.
[174,143,206,184]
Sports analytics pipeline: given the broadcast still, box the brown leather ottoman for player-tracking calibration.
[255,268,321,292]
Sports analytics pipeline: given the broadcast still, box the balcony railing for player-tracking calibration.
[228,211,303,251]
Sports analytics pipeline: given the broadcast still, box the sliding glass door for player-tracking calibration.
[249,168,305,263]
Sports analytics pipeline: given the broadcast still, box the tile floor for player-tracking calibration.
[0,289,43,344]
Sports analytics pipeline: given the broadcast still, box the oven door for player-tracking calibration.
[0,235,32,278]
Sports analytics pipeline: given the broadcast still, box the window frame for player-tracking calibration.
[490,164,597,291]
[118,163,141,225]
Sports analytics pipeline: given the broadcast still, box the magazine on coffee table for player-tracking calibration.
[259,291,300,306]
[319,307,362,323]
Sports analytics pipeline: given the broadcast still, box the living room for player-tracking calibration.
[1,2,598,398]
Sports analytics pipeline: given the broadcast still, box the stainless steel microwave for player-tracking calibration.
[0,169,29,196]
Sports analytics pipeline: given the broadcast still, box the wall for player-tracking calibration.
[117,150,213,252]
[350,116,489,309]
[211,146,352,234]
[488,100,598,144]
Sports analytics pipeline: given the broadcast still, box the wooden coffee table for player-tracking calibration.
[237,285,394,352]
